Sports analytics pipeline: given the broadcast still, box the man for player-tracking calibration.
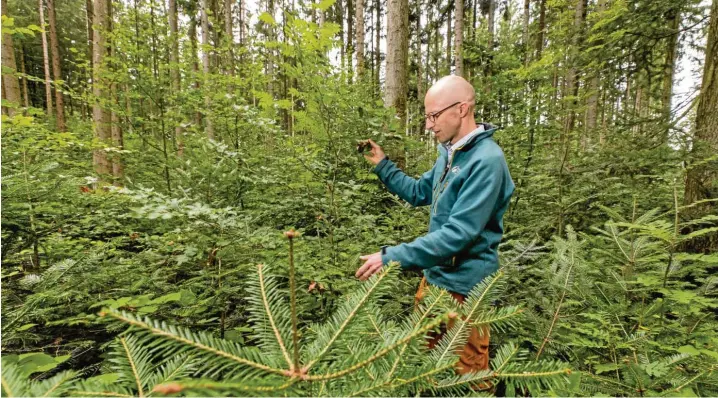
[355,75,514,376]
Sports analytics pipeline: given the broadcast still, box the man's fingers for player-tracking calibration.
[359,255,369,260]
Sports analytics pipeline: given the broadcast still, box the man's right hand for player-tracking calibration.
[363,139,386,165]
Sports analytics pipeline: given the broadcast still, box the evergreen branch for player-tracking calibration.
[120,337,145,397]
[101,310,286,376]
[2,375,15,397]
[74,392,133,397]
[497,369,571,378]
[670,365,717,395]
[39,371,77,397]
[388,290,447,379]
[306,314,448,381]
[435,271,504,365]
[392,363,455,388]
[581,371,636,391]
[433,368,494,390]
[257,264,293,370]
[304,265,395,371]
[159,378,297,393]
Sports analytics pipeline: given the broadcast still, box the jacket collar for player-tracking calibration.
[438,123,497,156]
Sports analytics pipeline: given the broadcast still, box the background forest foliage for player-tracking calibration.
[1,0,717,395]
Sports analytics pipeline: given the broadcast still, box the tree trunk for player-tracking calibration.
[47,0,67,131]
[536,0,545,59]
[39,0,53,116]
[684,0,718,252]
[224,0,234,75]
[417,3,424,100]
[446,3,452,74]
[2,0,22,116]
[201,0,214,138]
[385,0,409,128]
[188,3,202,127]
[585,0,607,140]
[19,46,29,108]
[92,0,111,177]
[356,0,365,78]
[661,6,681,125]
[454,0,464,77]
[375,0,381,94]
[169,0,184,155]
[523,0,530,66]
[347,0,354,83]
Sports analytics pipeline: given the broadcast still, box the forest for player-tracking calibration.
[1,0,717,395]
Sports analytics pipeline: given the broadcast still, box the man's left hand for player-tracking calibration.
[356,251,384,281]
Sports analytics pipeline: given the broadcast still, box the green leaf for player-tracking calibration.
[313,0,336,10]
[258,12,276,25]
[677,345,701,356]
[594,363,621,374]
[16,323,37,331]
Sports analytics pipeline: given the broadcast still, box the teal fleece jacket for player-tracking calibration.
[374,124,514,296]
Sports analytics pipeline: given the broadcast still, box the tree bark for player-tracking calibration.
[356,0,365,78]
[536,0,545,60]
[684,0,718,252]
[47,0,67,131]
[19,45,29,108]
[454,0,464,77]
[661,6,681,125]
[39,0,53,116]
[201,0,214,138]
[417,2,424,100]
[187,2,202,127]
[523,0,530,66]
[224,0,234,75]
[446,3,452,74]
[385,0,409,128]
[2,0,22,116]
[169,0,184,155]
[374,0,381,94]
[92,0,111,177]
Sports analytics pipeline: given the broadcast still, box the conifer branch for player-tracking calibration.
[497,368,572,378]
[160,378,297,393]
[388,290,447,378]
[120,337,145,397]
[306,314,448,381]
[257,263,293,370]
[40,371,76,397]
[304,265,395,371]
[436,271,503,365]
[101,310,286,376]
[2,376,15,397]
[74,392,133,397]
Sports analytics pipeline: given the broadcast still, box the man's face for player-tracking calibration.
[424,96,463,144]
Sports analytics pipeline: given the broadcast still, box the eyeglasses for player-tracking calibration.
[425,102,462,123]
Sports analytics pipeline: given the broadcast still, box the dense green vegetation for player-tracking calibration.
[1,0,717,395]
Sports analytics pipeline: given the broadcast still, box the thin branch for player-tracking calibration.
[119,338,144,397]
[257,264,293,370]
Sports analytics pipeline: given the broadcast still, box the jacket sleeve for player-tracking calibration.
[373,157,435,207]
[381,155,506,269]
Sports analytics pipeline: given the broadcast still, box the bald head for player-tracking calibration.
[425,75,476,108]
[424,75,478,144]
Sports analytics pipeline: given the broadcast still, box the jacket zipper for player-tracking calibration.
[432,144,467,214]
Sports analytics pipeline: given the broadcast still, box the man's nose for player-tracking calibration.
[425,119,434,131]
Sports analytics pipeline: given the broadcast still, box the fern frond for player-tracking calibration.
[1,360,28,397]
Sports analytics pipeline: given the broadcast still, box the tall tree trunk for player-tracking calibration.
[385,0,409,128]
[107,0,122,182]
[47,0,67,131]
[188,4,202,127]
[523,0,530,66]
[454,0,464,77]
[684,0,718,252]
[2,0,21,116]
[19,46,29,108]
[585,0,607,141]
[661,6,681,127]
[356,0,365,78]
[536,0,545,59]
[39,0,53,116]
[201,0,214,138]
[92,0,111,177]
[224,0,234,75]
[374,0,381,94]
[347,0,354,83]
[446,3,452,74]
[417,2,424,100]
[169,0,184,155]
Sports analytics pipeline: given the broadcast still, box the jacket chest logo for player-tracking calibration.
[451,166,461,174]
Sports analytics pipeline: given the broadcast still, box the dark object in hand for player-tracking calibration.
[357,140,372,153]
